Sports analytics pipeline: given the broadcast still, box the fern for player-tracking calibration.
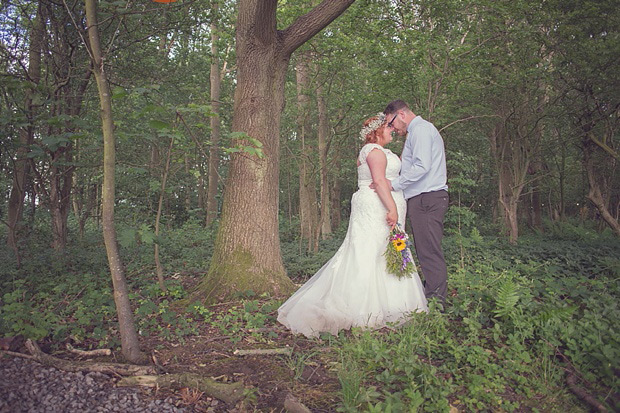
[535,305,577,326]
[493,280,520,319]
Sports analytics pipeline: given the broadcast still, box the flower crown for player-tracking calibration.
[359,113,386,141]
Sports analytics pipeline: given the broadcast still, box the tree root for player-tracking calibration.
[24,340,156,376]
[20,339,246,405]
[117,374,245,405]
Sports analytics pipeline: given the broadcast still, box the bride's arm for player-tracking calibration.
[366,149,397,229]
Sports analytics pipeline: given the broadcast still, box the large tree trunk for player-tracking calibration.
[497,166,522,244]
[316,81,332,239]
[196,0,355,303]
[85,0,147,364]
[205,3,222,227]
[490,120,529,244]
[6,2,43,266]
[296,52,319,253]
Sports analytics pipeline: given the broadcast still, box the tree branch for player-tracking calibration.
[281,0,355,57]
[588,132,619,160]
[438,114,501,133]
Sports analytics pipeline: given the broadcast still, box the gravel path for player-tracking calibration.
[0,356,188,413]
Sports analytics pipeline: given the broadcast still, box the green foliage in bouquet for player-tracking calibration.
[384,226,415,279]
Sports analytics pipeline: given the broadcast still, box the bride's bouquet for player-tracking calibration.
[384,225,415,279]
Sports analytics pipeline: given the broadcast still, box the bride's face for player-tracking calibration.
[379,124,393,146]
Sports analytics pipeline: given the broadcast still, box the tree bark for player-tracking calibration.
[205,3,222,227]
[196,0,355,303]
[85,0,147,364]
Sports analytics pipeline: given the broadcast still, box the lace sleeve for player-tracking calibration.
[358,144,384,165]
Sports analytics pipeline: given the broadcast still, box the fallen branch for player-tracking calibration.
[566,373,608,413]
[66,343,112,357]
[233,348,292,356]
[0,350,35,360]
[284,393,312,413]
[117,373,245,405]
[25,340,156,376]
[543,340,609,412]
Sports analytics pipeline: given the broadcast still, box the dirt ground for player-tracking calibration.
[10,275,347,413]
[139,316,343,412]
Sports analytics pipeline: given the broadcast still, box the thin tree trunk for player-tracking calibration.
[296,53,319,252]
[85,0,147,364]
[529,160,544,230]
[72,138,82,224]
[330,152,342,230]
[184,153,191,214]
[154,137,174,292]
[205,5,222,227]
[559,133,566,219]
[78,183,97,238]
[316,81,332,239]
[49,143,73,250]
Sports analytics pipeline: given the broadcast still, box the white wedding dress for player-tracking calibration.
[277,143,428,338]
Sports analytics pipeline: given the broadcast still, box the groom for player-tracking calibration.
[384,100,449,305]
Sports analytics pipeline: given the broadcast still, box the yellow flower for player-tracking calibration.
[392,240,406,251]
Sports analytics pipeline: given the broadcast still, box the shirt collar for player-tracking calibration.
[407,115,423,134]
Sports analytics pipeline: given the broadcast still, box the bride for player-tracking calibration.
[277,113,428,338]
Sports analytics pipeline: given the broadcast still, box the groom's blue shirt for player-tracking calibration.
[391,116,448,199]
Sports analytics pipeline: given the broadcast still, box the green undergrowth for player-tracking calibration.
[334,224,619,412]
[0,218,618,411]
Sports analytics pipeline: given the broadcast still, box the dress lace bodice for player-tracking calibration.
[357,143,401,188]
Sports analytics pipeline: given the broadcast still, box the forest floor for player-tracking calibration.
[135,303,343,412]
[5,275,350,413]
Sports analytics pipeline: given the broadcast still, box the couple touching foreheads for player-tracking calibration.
[278,100,449,338]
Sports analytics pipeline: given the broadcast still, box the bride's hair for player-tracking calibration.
[361,115,387,144]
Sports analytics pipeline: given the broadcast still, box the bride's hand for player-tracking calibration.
[386,210,397,229]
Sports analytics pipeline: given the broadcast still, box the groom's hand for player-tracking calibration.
[370,182,392,191]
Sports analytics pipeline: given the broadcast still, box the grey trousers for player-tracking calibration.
[407,190,449,303]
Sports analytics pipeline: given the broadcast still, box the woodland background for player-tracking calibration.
[0,0,618,411]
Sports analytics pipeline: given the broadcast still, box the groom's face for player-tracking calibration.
[388,111,407,137]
